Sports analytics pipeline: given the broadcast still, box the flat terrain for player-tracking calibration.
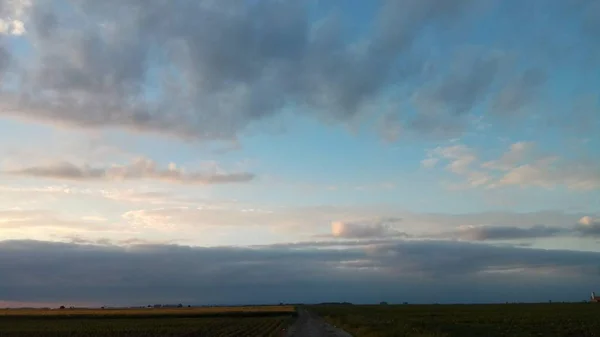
[0,305,295,317]
[3,303,600,336]
[0,306,295,337]
[310,303,600,337]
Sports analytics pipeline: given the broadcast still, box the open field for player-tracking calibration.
[0,305,295,317]
[4,303,600,336]
[310,303,600,337]
[0,306,296,337]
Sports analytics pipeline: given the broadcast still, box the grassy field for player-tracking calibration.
[0,306,295,337]
[310,303,600,337]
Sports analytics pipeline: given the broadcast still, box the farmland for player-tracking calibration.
[0,306,295,337]
[4,303,600,336]
[310,303,600,337]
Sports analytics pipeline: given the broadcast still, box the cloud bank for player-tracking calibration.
[1,239,599,306]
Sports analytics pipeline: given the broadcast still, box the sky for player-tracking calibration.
[0,0,599,308]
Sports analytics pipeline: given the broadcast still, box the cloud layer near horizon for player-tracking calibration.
[1,239,599,306]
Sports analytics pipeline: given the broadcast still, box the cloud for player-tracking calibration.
[0,0,29,36]
[121,206,279,232]
[0,0,479,141]
[1,239,599,306]
[330,218,406,239]
[64,235,177,247]
[425,144,491,187]
[491,68,547,116]
[0,209,111,231]
[482,141,535,170]
[425,141,600,190]
[378,112,404,143]
[414,52,503,116]
[0,1,595,142]
[6,157,255,184]
[436,225,566,241]
[576,216,600,237]
[495,157,600,190]
[420,157,439,169]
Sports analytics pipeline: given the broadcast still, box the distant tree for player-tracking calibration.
[59,306,65,310]
[177,303,183,308]
[380,301,388,305]
[188,305,191,308]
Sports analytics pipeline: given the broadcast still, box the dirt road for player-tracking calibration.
[286,309,353,337]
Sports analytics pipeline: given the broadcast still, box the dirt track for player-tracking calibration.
[286,309,352,337]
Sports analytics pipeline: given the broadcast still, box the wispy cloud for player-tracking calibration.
[0,209,112,231]
[425,141,600,191]
[6,157,255,184]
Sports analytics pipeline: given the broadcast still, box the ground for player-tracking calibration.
[287,308,353,337]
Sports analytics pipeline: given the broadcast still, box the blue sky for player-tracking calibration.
[0,0,599,307]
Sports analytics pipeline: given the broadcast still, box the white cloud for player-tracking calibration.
[482,141,535,170]
[430,144,477,174]
[495,157,600,190]
[81,216,107,222]
[0,0,30,35]
[425,141,600,191]
[0,209,109,231]
[331,218,405,239]
[576,216,600,237]
[421,157,439,169]
[426,144,490,188]
[0,18,25,35]
[579,216,596,226]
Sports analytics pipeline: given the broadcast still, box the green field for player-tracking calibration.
[310,303,600,337]
[0,306,295,337]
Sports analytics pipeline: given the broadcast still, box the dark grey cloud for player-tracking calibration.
[6,158,255,184]
[1,239,599,306]
[436,225,566,241]
[415,53,503,116]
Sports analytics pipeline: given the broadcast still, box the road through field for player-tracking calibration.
[286,309,352,337]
